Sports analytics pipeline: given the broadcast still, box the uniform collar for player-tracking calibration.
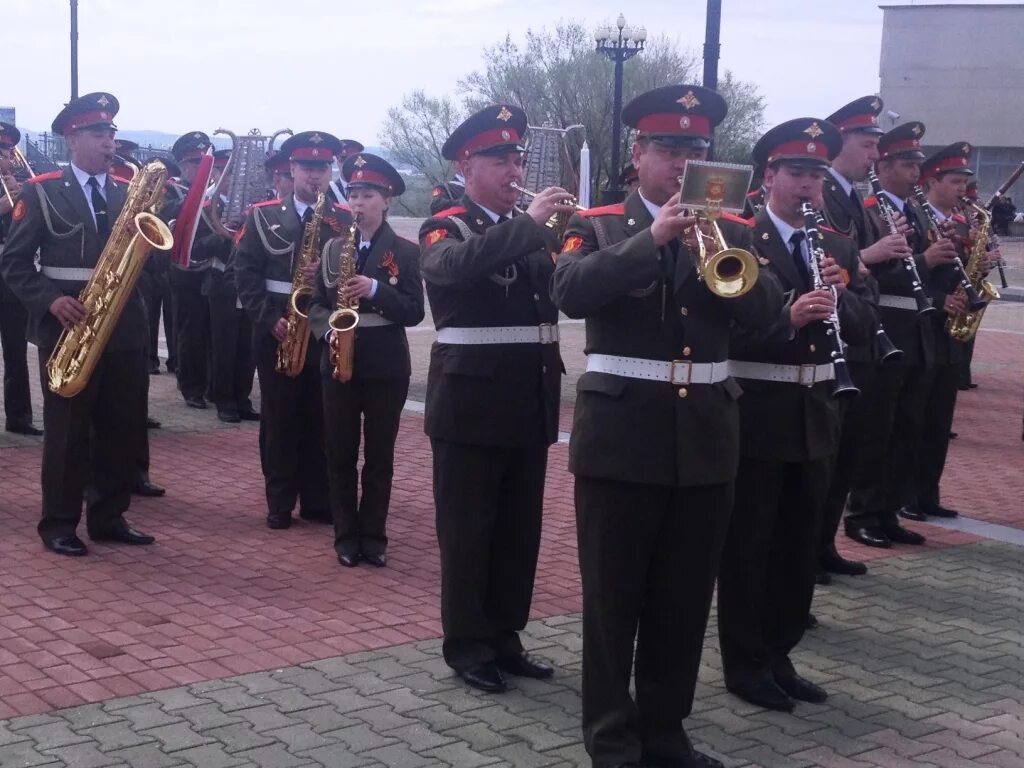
[927,201,950,221]
[881,189,905,212]
[765,203,802,245]
[468,197,510,223]
[828,167,854,196]
[637,189,663,220]
[293,194,315,220]
[70,162,107,190]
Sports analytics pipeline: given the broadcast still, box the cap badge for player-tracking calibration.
[870,116,878,126]
[353,155,367,167]
[99,112,109,120]
[500,130,511,141]
[911,125,921,136]
[497,106,513,122]
[310,133,324,144]
[97,95,110,107]
[677,91,700,110]
[807,142,816,153]
[679,116,691,130]
[355,170,364,179]
[804,122,824,139]
[961,143,970,154]
[871,98,881,110]
[193,132,203,139]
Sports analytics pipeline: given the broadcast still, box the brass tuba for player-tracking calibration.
[47,161,174,397]
[328,217,361,383]
[946,199,1000,342]
[276,192,326,377]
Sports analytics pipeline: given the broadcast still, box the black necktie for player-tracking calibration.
[87,177,109,238]
[496,214,509,224]
[789,231,809,289]
[356,243,371,274]
[850,187,863,209]
[301,207,313,226]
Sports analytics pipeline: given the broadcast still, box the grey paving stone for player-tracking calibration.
[140,722,215,753]
[104,743,188,768]
[421,742,503,767]
[161,743,248,768]
[201,722,276,754]
[38,742,123,768]
[0,740,57,768]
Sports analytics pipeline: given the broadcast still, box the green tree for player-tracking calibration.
[713,70,767,164]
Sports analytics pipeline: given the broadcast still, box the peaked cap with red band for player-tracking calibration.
[622,84,727,148]
[342,153,406,196]
[877,121,926,161]
[114,138,139,157]
[752,117,842,169]
[278,131,343,165]
[337,139,365,159]
[617,163,639,186]
[920,142,973,181]
[827,95,885,135]
[0,121,20,149]
[212,149,232,170]
[442,104,528,161]
[172,131,212,162]
[51,92,119,136]
[264,150,291,175]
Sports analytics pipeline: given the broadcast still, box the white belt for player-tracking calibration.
[212,258,227,272]
[41,266,93,281]
[358,313,393,328]
[265,279,293,295]
[436,324,559,345]
[878,294,919,311]
[586,354,730,385]
[729,360,835,386]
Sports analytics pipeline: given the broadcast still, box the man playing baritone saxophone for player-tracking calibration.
[307,154,424,569]
[552,85,784,768]
[717,119,875,713]
[234,131,351,530]
[419,104,570,695]
[0,92,156,556]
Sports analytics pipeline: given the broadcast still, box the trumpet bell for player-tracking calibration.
[705,247,759,298]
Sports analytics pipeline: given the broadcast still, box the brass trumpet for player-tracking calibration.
[510,182,585,238]
[677,180,758,298]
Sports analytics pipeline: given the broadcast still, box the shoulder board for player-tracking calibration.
[27,171,63,185]
[580,203,625,218]
[435,205,468,218]
[820,224,841,235]
[111,173,133,184]
[252,199,281,209]
[864,195,878,208]
[719,211,753,226]
[746,189,760,198]
[333,202,351,213]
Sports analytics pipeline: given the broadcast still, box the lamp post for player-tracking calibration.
[70,0,79,100]
[596,14,646,204]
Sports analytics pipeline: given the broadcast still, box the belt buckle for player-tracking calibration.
[799,364,817,386]
[670,360,692,385]
[538,323,558,344]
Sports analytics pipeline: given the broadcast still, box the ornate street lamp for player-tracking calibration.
[595,14,646,203]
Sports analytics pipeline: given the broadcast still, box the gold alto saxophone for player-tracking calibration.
[946,199,1000,342]
[47,161,174,397]
[328,216,361,383]
[276,192,326,377]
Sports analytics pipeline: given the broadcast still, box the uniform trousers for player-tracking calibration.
[432,438,547,672]
[0,296,33,428]
[144,271,174,370]
[846,363,930,528]
[718,455,830,687]
[208,293,254,414]
[913,362,960,508]
[254,336,328,516]
[576,476,732,768]
[170,270,210,399]
[959,338,976,388]
[322,374,409,557]
[37,346,147,540]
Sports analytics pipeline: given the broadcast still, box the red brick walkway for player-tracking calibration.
[0,331,1020,719]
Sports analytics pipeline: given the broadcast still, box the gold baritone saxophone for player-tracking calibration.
[276,191,326,377]
[47,161,174,397]
[946,198,1000,342]
[328,217,361,383]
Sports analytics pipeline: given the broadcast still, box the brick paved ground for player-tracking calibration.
[1,253,1022,765]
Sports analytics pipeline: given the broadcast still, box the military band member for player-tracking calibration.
[147,155,178,374]
[717,119,875,713]
[905,142,982,520]
[959,178,980,390]
[844,122,960,549]
[617,162,639,196]
[0,121,41,436]
[419,104,568,694]
[0,92,155,556]
[308,154,424,568]
[234,131,349,529]
[327,139,365,205]
[552,85,784,768]
[265,151,294,201]
[429,174,466,215]
[164,131,214,408]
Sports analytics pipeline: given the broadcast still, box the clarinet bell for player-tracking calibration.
[831,360,860,400]
[876,329,904,364]
[914,291,937,315]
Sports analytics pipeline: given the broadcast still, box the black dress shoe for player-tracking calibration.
[726,678,794,712]
[146,417,161,429]
[362,552,386,568]
[496,652,554,679]
[844,525,892,549]
[815,569,831,586]
[459,662,508,693]
[89,524,155,545]
[148,363,161,375]
[266,512,292,530]
[6,423,43,436]
[774,672,828,703]
[656,751,724,768]
[337,552,360,568]
[806,613,819,630]
[898,504,928,522]
[133,480,166,497]
[238,409,260,421]
[949,431,959,439]
[43,534,88,556]
[920,501,959,518]
[820,547,868,576]
[881,523,926,545]
[299,508,332,524]
[217,409,241,423]
[184,395,207,409]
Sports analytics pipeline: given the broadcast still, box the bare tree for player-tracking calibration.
[379,90,466,189]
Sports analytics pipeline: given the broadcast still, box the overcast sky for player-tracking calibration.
[1,0,1014,142]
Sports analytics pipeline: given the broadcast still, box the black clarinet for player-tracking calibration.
[912,185,986,311]
[801,202,859,400]
[866,169,935,315]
